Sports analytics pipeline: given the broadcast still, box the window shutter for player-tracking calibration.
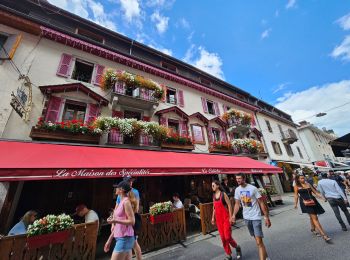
[180,121,188,137]
[142,116,151,122]
[115,81,126,94]
[159,116,168,127]
[177,90,184,107]
[85,103,100,123]
[201,97,208,113]
[222,105,228,113]
[112,110,124,118]
[0,34,22,60]
[56,53,73,77]
[45,96,63,122]
[251,114,256,127]
[220,129,228,142]
[207,127,213,143]
[214,102,220,116]
[92,64,105,86]
[161,85,167,102]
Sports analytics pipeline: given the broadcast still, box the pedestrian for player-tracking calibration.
[75,204,99,224]
[293,174,331,242]
[172,193,184,209]
[221,177,231,195]
[104,181,137,260]
[232,173,271,260]
[317,172,350,231]
[329,170,347,197]
[115,176,142,260]
[211,180,242,260]
[8,210,37,236]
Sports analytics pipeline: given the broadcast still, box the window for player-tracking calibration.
[71,59,94,83]
[166,87,177,104]
[278,124,283,135]
[212,128,221,142]
[0,34,8,49]
[200,77,211,86]
[266,120,273,133]
[271,141,282,155]
[191,124,205,144]
[168,119,179,134]
[77,28,104,44]
[207,100,215,115]
[284,144,294,156]
[62,101,86,122]
[296,146,304,159]
[0,32,22,60]
[124,110,142,120]
[161,61,177,72]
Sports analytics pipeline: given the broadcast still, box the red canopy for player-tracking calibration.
[0,140,281,181]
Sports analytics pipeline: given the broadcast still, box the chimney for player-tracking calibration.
[299,120,308,126]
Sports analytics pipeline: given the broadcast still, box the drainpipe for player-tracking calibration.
[129,40,134,56]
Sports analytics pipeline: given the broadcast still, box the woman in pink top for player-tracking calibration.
[105,181,136,260]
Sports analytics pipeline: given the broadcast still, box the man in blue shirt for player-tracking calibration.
[115,176,142,260]
[318,172,350,231]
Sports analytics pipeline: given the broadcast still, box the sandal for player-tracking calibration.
[311,229,321,237]
[323,235,331,242]
[236,245,242,259]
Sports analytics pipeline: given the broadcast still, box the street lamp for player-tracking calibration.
[316,112,327,117]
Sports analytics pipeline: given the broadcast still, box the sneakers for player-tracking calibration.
[342,226,348,231]
[236,245,242,259]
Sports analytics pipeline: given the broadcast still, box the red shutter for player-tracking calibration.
[56,53,73,77]
[45,96,63,122]
[159,116,168,126]
[86,104,100,123]
[220,129,228,142]
[92,64,105,86]
[115,81,126,94]
[143,116,151,122]
[161,85,167,102]
[207,127,213,143]
[251,114,256,127]
[109,129,123,144]
[223,105,228,112]
[214,102,220,116]
[177,90,184,107]
[180,121,188,137]
[112,110,124,118]
[201,97,208,113]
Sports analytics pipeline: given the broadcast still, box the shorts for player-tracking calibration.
[113,236,135,253]
[245,219,264,238]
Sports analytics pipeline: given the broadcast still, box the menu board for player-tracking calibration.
[192,125,204,143]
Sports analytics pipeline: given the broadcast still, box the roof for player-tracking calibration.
[39,83,109,106]
[0,140,282,181]
[155,106,189,119]
[330,133,350,157]
[190,112,209,125]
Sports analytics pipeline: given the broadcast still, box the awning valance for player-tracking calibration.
[0,140,282,181]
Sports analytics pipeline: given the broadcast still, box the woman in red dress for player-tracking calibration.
[211,180,242,260]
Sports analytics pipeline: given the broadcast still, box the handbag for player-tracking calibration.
[303,188,316,206]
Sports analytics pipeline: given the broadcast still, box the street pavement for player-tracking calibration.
[143,194,350,260]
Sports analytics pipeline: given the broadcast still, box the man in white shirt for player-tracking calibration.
[318,172,350,231]
[232,173,271,260]
[76,204,99,225]
[173,193,184,209]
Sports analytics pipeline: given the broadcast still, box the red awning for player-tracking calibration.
[0,140,281,181]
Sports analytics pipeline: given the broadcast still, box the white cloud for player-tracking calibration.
[177,18,190,29]
[148,44,173,56]
[261,28,272,39]
[331,35,350,61]
[286,0,296,9]
[119,0,141,23]
[49,0,117,31]
[146,0,175,9]
[151,11,169,34]
[187,31,194,42]
[337,13,350,31]
[273,82,290,94]
[275,80,350,136]
[183,45,225,79]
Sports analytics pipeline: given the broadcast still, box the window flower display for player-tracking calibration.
[27,214,74,237]
[231,138,264,154]
[163,132,193,146]
[222,108,253,128]
[210,141,232,150]
[101,69,164,99]
[34,118,98,135]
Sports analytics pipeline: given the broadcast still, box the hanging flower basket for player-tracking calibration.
[149,212,173,224]
[27,229,70,249]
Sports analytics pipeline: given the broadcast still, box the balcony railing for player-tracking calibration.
[108,129,158,147]
[281,129,298,144]
[226,117,252,134]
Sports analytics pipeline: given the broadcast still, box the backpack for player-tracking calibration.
[133,213,142,235]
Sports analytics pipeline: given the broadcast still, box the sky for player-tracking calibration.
[49,0,350,136]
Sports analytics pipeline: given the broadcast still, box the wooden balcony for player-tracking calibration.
[281,129,298,144]
[107,129,159,147]
[227,118,251,134]
[160,143,194,151]
[209,147,232,154]
[111,81,160,111]
[30,127,100,144]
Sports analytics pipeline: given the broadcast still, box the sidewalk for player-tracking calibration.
[142,193,295,259]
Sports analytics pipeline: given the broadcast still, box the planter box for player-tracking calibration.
[149,212,173,224]
[209,147,231,154]
[161,143,194,151]
[27,230,70,249]
[30,127,100,144]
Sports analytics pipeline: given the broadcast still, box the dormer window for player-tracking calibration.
[161,61,177,72]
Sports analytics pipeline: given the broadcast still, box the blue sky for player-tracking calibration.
[50,0,350,135]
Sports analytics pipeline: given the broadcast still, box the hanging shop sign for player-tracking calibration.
[10,75,32,121]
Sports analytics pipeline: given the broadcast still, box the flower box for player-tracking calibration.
[27,230,70,249]
[30,127,100,144]
[161,143,194,151]
[149,212,173,224]
[209,147,232,154]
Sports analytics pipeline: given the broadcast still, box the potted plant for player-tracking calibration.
[222,108,253,129]
[27,214,74,249]
[209,141,232,153]
[231,138,264,155]
[161,133,194,150]
[149,201,173,224]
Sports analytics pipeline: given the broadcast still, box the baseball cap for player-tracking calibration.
[113,180,131,192]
